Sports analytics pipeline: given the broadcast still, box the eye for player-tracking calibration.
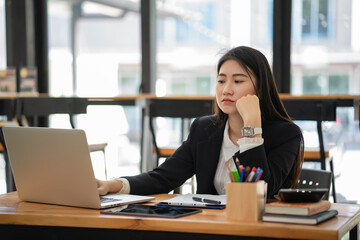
[217,78,225,84]
[234,80,244,83]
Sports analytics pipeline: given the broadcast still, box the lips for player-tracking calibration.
[222,98,234,103]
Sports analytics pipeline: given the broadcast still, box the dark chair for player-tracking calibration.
[149,98,213,193]
[0,127,16,193]
[149,98,214,166]
[0,99,17,192]
[283,99,337,202]
[298,168,333,200]
[16,97,88,128]
[16,97,108,178]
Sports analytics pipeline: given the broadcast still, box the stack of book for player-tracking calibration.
[262,200,338,225]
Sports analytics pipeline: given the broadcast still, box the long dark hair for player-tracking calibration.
[214,46,304,188]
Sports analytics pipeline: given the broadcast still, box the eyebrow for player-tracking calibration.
[217,73,249,78]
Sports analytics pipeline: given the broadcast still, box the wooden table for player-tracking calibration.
[0,192,359,240]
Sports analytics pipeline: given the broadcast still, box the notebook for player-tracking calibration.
[1,126,155,209]
[262,209,338,225]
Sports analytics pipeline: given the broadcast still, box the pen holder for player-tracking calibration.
[226,181,266,222]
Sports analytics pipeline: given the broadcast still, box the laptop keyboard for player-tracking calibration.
[100,197,121,203]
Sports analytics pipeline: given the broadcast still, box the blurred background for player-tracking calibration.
[0,0,359,203]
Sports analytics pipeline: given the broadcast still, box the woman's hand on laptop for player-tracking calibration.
[96,179,123,195]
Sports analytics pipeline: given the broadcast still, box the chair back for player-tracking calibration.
[0,99,16,120]
[282,99,336,170]
[149,98,213,162]
[284,100,337,202]
[148,98,214,194]
[17,97,88,128]
[148,98,213,119]
[282,99,336,121]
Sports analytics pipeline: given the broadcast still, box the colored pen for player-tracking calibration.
[225,161,236,182]
[192,197,221,205]
[243,166,251,181]
[232,169,240,182]
[251,168,261,182]
[240,167,246,182]
[232,156,242,180]
[238,165,243,182]
[254,170,263,182]
[246,167,257,182]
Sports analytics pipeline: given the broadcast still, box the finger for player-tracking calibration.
[96,179,102,187]
[97,184,107,195]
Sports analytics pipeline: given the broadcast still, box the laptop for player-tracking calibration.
[1,126,155,209]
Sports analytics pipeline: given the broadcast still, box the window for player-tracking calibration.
[156,0,273,96]
[196,76,211,95]
[0,0,6,69]
[328,75,349,94]
[301,0,332,40]
[48,0,73,96]
[302,75,322,94]
[301,73,349,95]
[48,0,142,179]
[118,72,141,96]
[76,3,141,97]
[291,0,359,182]
[0,0,6,194]
[291,0,359,95]
[154,0,274,158]
[292,0,338,43]
[174,2,216,45]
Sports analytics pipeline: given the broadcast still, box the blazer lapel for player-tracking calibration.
[196,122,225,194]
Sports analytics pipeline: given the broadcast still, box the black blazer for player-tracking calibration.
[124,115,302,198]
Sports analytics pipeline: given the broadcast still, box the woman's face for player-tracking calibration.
[215,59,257,116]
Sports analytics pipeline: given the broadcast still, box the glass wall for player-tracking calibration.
[48,0,73,96]
[75,3,141,97]
[291,0,360,144]
[291,0,360,201]
[0,0,5,69]
[2,0,359,198]
[291,0,360,96]
[0,0,6,194]
[47,0,142,179]
[153,0,274,151]
[156,0,273,96]
[47,0,275,180]
[45,0,360,198]
[48,0,141,97]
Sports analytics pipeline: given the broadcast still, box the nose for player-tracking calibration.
[223,82,233,95]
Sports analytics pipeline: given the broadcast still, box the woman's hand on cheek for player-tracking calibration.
[236,95,261,127]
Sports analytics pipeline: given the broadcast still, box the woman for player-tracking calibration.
[97,46,304,198]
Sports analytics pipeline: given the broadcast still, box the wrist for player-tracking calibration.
[109,179,123,193]
[241,125,262,138]
[243,120,261,128]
